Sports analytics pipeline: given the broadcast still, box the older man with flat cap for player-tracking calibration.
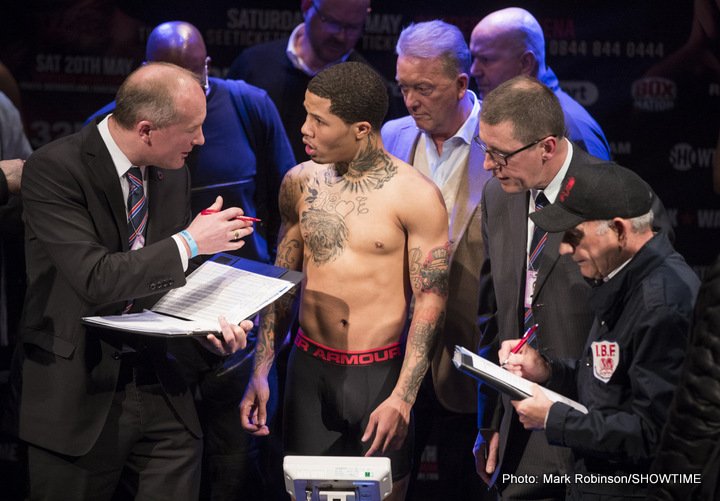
[499,163,700,499]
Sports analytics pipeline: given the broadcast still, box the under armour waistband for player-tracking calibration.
[294,329,402,366]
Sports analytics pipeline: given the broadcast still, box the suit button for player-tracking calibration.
[112,351,121,360]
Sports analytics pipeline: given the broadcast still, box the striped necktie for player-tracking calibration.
[523,191,548,334]
[126,166,147,249]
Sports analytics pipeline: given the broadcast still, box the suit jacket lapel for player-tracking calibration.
[390,123,421,165]
[449,126,491,246]
[84,125,129,251]
[509,192,529,309]
[146,166,163,244]
[533,155,581,297]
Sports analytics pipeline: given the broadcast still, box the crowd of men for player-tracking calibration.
[0,2,716,500]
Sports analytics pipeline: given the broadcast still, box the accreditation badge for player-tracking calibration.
[591,341,619,383]
[524,270,538,308]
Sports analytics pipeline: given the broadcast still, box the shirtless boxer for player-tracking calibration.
[239,61,450,500]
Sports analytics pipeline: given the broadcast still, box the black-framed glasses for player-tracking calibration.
[310,0,366,36]
[475,135,556,167]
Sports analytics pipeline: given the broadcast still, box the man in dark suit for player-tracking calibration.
[380,20,492,500]
[17,62,255,500]
[473,76,670,499]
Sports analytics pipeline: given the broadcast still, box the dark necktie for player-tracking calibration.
[126,166,147,249]
[523,191,548,334]
[124,167,147,314]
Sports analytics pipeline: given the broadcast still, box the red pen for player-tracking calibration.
[200,208,261,222]
[501,323,539,366]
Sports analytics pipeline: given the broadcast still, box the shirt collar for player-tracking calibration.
[533,138,573,204]
[604,257,632,282]
[97,115,136,181]
[420,90,480,146]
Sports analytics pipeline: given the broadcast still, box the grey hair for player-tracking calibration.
[595,210,654,234]
[396,20,471,76]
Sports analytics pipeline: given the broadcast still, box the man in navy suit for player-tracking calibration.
[17,62,254,500]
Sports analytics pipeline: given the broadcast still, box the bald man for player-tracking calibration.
[18,62,254,500]
[470,7,611,160]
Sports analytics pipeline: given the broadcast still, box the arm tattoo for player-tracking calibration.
[399,319,437,403]
[408,246,423,291]
[255,314,276,371]
[256,286,298,372]
[276,238,301,269]
[278,170,303,223]
[417,242,451,297]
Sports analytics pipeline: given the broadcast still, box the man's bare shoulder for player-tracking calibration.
[385,151,446,209]
[285,159,324,181]
[281,160,328,195]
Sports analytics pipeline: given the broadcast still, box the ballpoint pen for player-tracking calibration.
[501,323,539,366]
[200,208,262,222]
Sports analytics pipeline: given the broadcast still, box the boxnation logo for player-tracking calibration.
[632,77,676,111]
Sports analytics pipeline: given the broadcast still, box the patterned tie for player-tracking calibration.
[126,166,147,249]
[523,191,548,334]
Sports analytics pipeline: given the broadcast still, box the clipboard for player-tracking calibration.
[453,345,588,414]
[82,253,303,338]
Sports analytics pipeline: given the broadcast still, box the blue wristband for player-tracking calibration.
[179,230,199,258]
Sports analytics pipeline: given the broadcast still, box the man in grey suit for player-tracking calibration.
[381,20,492,500]
[17,62,255,500]
[474,76,670,499]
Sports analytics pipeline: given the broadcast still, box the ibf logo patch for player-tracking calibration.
[591,341,619,383]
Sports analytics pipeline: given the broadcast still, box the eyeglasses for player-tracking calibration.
[310,0,366,36]
[475,135,556,167]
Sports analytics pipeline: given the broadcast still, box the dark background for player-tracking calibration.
[0,0,717,495]
[1,0,717,277]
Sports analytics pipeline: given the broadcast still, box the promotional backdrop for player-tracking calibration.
[0,0,718,496]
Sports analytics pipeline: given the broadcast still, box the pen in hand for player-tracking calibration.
[200,208,262,222]
[501,323,539,367]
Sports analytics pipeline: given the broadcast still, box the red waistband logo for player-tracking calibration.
[294,333,402,366]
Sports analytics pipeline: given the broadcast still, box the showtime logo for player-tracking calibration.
[560,80,599,106]
[632,77,676,111]
[669,143,715,171]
